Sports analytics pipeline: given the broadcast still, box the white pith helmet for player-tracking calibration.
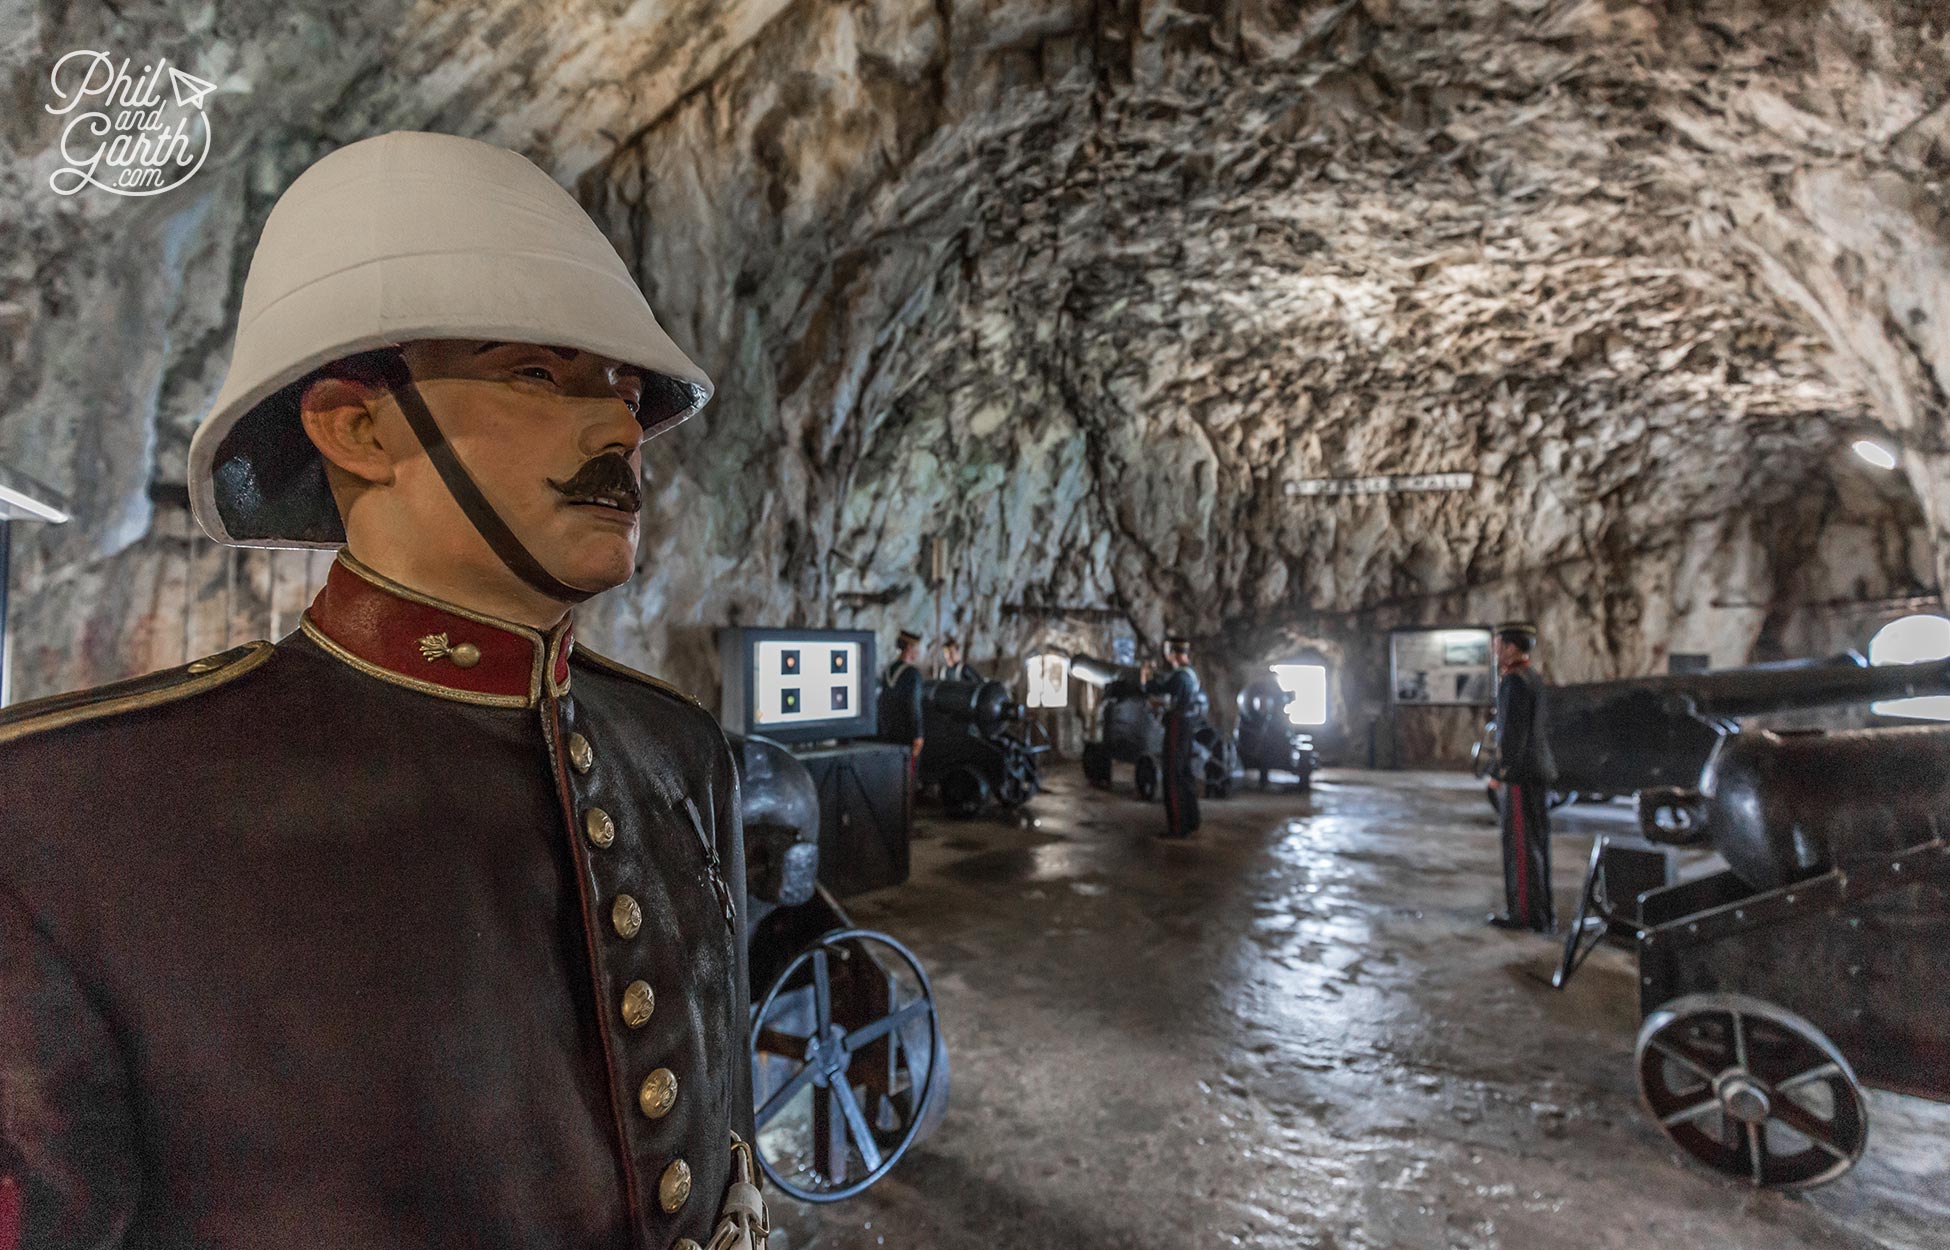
[187,130,713,549]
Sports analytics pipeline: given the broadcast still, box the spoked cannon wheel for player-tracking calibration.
[750,928,945,1202]
[1636,993,1868,1188]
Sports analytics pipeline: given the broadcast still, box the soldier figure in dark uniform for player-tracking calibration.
[878,628,926,763]
[1143,635,1207,839]
[0,132,766,1250]
[938,636,980,684]
[1488,621,1557,933]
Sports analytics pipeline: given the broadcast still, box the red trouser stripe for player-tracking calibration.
[1164,718,1179,829]
[1510,783,1528,917]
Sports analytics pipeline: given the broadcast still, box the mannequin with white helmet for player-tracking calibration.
[0,132,763,1250]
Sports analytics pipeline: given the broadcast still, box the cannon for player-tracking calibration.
[731,734,949,1202]
[1235,674,1317,791]
[1474,652,1950,816]
[918,678,1045,815]
[1548,723,1950,1188]
[1074,654,1236,799]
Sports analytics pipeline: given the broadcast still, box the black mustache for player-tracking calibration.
[548,453,642,513]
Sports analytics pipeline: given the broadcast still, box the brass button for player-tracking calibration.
[584,807,615,848]
[621,980,655,1028]
[567,732,594,774]
[638,1067,679,1119]
[449,641,482,668]
[611,895,642,939]
[658,1158,691,1213]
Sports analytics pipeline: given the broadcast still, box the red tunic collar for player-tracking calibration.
[300,552,573,707]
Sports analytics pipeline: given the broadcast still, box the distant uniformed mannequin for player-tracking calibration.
[1143,635,1207,839]
[879,628,926,762]
[1488,621,1557,933]
[938,636,981,684]
[0,133,764,1250]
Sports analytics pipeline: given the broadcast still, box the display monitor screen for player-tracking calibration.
[719,627,879,743]
[752,639,864,728]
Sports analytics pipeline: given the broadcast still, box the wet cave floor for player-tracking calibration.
[769,765,1949,1250]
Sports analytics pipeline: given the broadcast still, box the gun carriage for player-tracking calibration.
[731,734,950,1202]
[1234,674,1317,791]
[917,678,1045,816]
[1547,720,1950,1188]
[1072,654,1237,800]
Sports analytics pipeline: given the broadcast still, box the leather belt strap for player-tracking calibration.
[392,379,598,604]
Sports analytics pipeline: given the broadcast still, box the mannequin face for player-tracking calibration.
[944,643,962,665]
[304,338,657,618]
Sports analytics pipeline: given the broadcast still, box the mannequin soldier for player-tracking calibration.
[878,628,926,763]
[0,133,764,1250]
[1487,621,1557,933]
[938,636,980,684]
[1143,635,1207,839]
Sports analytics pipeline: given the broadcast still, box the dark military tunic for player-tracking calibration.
[938,662,981,685]
[1494,661,1557,931]
[877,661,924,745]
[1144,665,1207,838]
[0,552,752,1250]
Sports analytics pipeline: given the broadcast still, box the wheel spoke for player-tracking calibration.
[812,949,833,1032]
[755,1062,818,1130]
[1769,1093,1851,1160]
[1746,1123,1764,1185]
[844,998,931,1054]
[1731,1010,1749,1074]
[1660,1099,1720,1129]
[832,1079,886,1173]
[1649,1037,1719,1085]
[1775,1062,1843,1094]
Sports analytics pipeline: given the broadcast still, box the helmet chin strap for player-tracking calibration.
[390,377,601,606]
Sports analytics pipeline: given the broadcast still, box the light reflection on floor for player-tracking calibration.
[773,764,1949,1250]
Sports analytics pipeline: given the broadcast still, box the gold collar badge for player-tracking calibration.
[418,632,482,668]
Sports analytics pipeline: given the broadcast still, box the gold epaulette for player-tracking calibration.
[0,641,275,747]
[572,646,709,715]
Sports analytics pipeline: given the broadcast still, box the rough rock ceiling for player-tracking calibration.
[1,0,1944,699]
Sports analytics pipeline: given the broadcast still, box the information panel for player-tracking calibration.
[1390,627,1494,706]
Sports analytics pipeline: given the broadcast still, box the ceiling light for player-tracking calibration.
[1851,439,1898,471]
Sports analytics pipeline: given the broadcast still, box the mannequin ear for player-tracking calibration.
[299,376,396,486]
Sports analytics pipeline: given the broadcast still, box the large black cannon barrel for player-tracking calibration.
[1693,724,1950,891]
[923,678,1022,734]
[1547,655,1950,796]
[1070,653,1137,689]
[1626,654,1949,720]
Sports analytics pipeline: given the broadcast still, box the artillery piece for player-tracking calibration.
[1549,721,1950,1188]
[730,735,949,1202]
[1073,654,1236,800]
[1235,673,1317,791]
[917,677,1044,816]
[1474,652,1950,815]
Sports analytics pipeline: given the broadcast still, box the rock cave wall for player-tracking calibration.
[2,0,1945,752]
